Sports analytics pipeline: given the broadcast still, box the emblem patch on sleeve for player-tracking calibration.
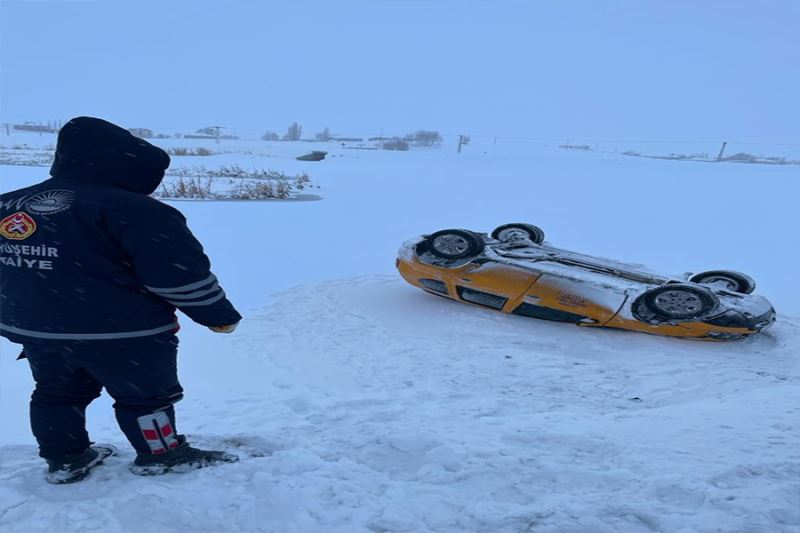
[0,212,37,240]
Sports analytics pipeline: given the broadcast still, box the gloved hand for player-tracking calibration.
[209,322,239,334]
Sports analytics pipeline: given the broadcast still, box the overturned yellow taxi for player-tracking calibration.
[397,224,776,340]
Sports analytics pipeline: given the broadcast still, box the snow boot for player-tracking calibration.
[45,444,118,485]
[129,437,239,476]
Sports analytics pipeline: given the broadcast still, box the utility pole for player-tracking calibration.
[716,141,727,162]
[212,126,223,144]
[457,135,471,153]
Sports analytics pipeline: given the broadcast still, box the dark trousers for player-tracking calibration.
[22,336,184,461]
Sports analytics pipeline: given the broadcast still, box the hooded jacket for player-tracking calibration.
[0,116,241,344]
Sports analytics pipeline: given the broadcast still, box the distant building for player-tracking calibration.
[13,122,57,133]
[128,128,154,139]
[183,133,239,140]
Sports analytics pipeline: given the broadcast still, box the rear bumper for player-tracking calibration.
[703,306,776,334]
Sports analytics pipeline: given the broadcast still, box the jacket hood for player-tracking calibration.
[50,116,171,195]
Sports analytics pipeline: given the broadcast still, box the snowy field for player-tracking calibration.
[1,133,799,532]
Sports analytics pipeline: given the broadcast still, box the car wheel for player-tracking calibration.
[641,284,719,320]
[425,229,485,260]
[491,223,545,244]
[689,270,756,294]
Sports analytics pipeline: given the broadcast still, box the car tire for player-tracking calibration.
[689,270,756,294]
[641,284,719,320]
[424,229,485,260]
[491,223,545,244]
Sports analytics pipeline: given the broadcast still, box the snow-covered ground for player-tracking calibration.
[1,133,799,532]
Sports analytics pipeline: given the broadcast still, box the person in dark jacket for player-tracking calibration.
[0,116,243,483]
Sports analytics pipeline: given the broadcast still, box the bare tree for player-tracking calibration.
[283,122,303,141]
[315,127,332,141]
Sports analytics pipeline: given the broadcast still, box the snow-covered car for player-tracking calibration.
[396,223,776,340]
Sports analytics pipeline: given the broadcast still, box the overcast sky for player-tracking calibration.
[1,0,798,141]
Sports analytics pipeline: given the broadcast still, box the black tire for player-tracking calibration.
[689,270,756,294]
[424,229,485,260]
[491,223,545,244]
[641,284,719,320]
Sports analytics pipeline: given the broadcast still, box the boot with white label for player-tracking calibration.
[129,436,239,476]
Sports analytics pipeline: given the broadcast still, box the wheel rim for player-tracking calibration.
[497,228,530,242]
[653,290,705,315]
[698,275,738,291]
[432,234,470,255]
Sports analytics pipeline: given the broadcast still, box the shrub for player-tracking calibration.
[159,177,214,199]
[229,181,292,200]
[261,131,280,141]
[409,130,443,147]
[295,173,311,189]
[167,147,213,156]
[168,164,310,182]
[382,137,409,151]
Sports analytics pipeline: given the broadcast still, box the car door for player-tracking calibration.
[452,260,540,312]
[514,263,629,325]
